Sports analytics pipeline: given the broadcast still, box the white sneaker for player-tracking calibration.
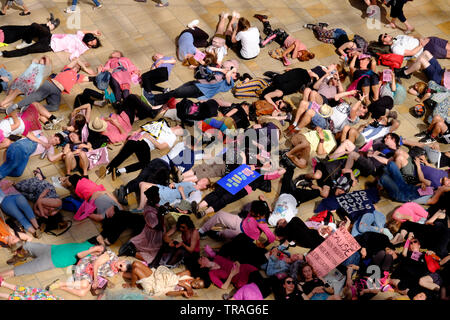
[93,4,103,10]
[187,19,199,29]
[64,7,76,13]
[16,41,33,49]
[51,116,64,125]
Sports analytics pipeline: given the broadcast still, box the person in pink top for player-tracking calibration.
[6,59,96,115]
[50,30,102,61]
[393,202,430,223]
[101,50,141,103]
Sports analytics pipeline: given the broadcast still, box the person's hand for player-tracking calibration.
[348,89,358,95]
[407,232,414,241]
[255,241,265,248]
[183,289,194,298]
[230,262,240,275]
[419,38,428,47]
[97,65,103,73]
[94,30,102,36]
[42,142,51,150]
[312,286,325,294]
[420,182,428,190]
[169,241,176,247]
[92,278,99,289]
[360,247,367,259]
[175,242,183,248]
[169,183,175,189]
[316,127,325,140]
[0,76,9,82]
[346,278,353,288]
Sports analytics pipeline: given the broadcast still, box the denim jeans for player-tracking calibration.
[351,210,386,237]
[379,162,419,202]
[0,139,37,180]
[71,0,101,11]
[17,80,61,112]
[1,193,36,231]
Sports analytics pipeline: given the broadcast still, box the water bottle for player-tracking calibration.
[40,149,48,160]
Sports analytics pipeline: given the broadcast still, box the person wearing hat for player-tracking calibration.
[0,14,60,58]
[287,100,334,132]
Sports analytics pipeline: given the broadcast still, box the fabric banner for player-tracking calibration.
[217,164,261,195]
[306,227,361,277]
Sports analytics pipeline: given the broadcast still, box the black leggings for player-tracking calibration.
[100,210,145,244]
[109,77,130,102]
[73,88,104,109]
[280,166,321,204]
[107,140,151,173]
[0,25,30,44]
[141,67,169,93]
[390,0,408,22]
[125,158,171,196]
[218,233,268,267]
[372,250,395,272]
[2,38,52,58]
[120,94,160,120]
[153,81,203,106]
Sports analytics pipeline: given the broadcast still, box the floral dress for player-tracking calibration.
[73,250,118,283]
[8,286,62,300]
[10,62,51,96]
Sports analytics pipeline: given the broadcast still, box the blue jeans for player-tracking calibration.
[0,139,37,180]
[351,210,386,237]
[379,162,419,202]
[71,0,101,10]
[1,193,36,231]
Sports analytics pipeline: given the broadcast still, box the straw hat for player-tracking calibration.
[89,117,108,132]
[318,104,333,118]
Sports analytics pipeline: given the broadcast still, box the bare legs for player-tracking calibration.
[122,261,153,288]
[427,115,448,138]
[404,50,433,76]
[0,89,22,108]
[137,182,156,210]
[52,279,91,297]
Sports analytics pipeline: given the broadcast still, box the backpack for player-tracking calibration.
[353,34,368,54]
[62,196,83,212]
[367,41,391,56]
[377,53,404,69]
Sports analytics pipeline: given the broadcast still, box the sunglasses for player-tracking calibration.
[285,280,294,285]
[410,239,419,244]
[382,33,388,40]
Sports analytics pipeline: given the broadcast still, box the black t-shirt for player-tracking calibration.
[301,278,325,295]
[198,99,219,119]
[334,33,350,49]
[272,68,311,95]
[355,232,391,257]
[87,129,109,149]
[368,96,394,119]
[316,158,346,187]
[393,251,429,282]
[220,104,250,129]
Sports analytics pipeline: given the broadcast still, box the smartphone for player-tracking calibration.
[382,69,392,82]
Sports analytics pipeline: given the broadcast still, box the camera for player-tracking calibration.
[158,203,171,216]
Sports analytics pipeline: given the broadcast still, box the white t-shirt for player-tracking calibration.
[0,117,25,138]
[268,193,298,227]
[330,102,359,133]
[391,35,423,58]
[143,122,177,151]
[235,27,260,59]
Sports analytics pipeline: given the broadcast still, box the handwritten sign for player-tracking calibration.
[336,190,375,221]
[217,164,260,195]
[306,228,361,277]
[141,120,166,138]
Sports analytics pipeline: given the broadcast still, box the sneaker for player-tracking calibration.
[418,135,436,144]
[205,230,221,240]
[115,185,128,206]
[382,228,393,240]
[16,41,33,49]
[64,7,76,13]
[195,209,206,219]
[163,87,171,94]
[318,22,329,28]
[222,293,232,300]
[394,67,411,79]
[6,249,31,265]
[199,231,207,239]
[6,103,18,115]
[303,23,317,30]
[43,122,54,130]
[93,4,103,10]
[93,99,108,107]
[253,14,268,22]
[414,130,428,138]
[187,19,199,29]
[51,116,64,125]
[141,88,155,106]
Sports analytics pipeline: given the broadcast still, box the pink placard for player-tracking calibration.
[306,227,361,277]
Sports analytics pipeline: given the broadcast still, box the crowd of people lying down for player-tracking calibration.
[0,1,449,301]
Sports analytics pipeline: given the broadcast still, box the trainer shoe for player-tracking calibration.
[64,7,76,13]
[303,23,317,30]
[414,130,428,138]
[187,19,199,29]
[418,135,436,144]
[6,103,19,115]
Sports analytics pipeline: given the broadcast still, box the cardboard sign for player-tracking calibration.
[141,120,166,138]
[217,164,261,195]
[306,228,361,277]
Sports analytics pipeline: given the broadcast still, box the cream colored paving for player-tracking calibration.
[0,0,449,300]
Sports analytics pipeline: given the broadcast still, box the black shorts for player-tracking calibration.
[355,155,378,176]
